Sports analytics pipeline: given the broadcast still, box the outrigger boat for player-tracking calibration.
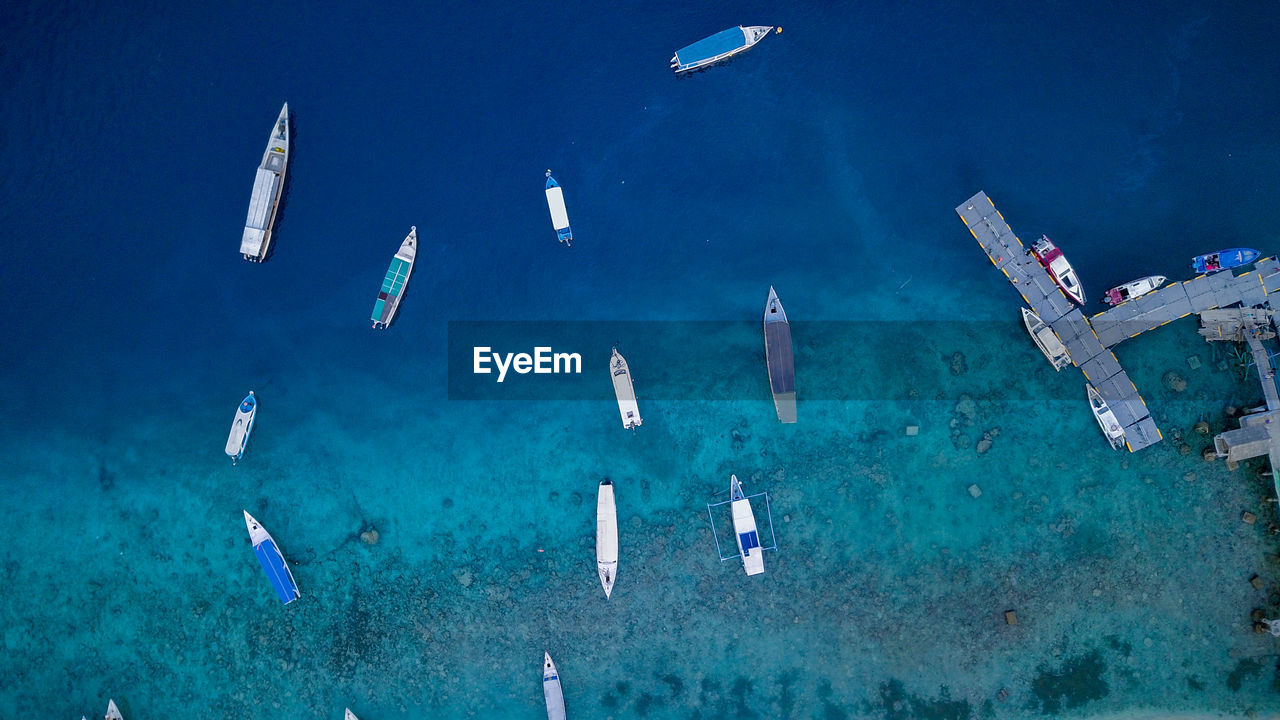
[543,652,566,720]
[764,287,797,423]
[730,475,765,576]
[1087,384,1126,450]
[244,511,300,605]
[671,26,778,74]
[1193,248,1260,274]
[106,699,123,720]
[610,348,642,429]
[225,391,257,464]
[596,480,618,598]
[371,226,418,329]
[241,103,290,262]
[1030,235,1085,305]
[1020,308,1071,371]
[1103,275,1166,306]
[545,170,572,246]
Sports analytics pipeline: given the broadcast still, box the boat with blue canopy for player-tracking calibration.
[671,26,776,74]
[1193,248,1260,274]
[706,475,777,576]
[225,391,256,464]
[545,170,572,245]
[371,226,417,329]
[244,510,300,605]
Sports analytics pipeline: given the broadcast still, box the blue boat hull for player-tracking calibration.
[253,539,300,604]
[1192,248,1260,274]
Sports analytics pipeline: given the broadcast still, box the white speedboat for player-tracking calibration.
[106,699,123,720]
[1031,235,1085,305]
[610,348,642,428]
[1087,384,1126,450]
[543,652,566,720]
[371,226,418,329]
[596,480,618,598]
[1020,308,1071,371]
[730,475,765,576]
[1103,275,1166,306]
[241,103,290,262]
[225,391,257,464]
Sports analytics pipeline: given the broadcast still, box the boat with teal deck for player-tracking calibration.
[1193,248,1260,274]
[671,26,776,74]
[545,170,572,245]
[371,226,417,329]
[244,510,300,605]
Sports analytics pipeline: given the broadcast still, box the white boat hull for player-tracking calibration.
[225,391,256,462]
[1087,384,1126,450]
[106,699,123,720]
[730,475,765,576]
[543,653,566,720]
[610,349,642,428]
[596,481,618,598]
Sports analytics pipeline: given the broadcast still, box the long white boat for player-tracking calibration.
[371,226,418,329]
[671,26,777,74]
[764,287,797,423]
[610,348,642,428]
[244,510,301,605]
[596,480,618,598]
[543,652,567,720]
[545,170,572,246]
[106,699,123,720]
[1020,308,1071,371]
[730,475,765,576]
[241,103,290,262]
[225,391,257,464]
[1087,384,1126,450]
[1103,275,1166,306]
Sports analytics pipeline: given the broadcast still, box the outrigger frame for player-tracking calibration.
[706,491,778,562]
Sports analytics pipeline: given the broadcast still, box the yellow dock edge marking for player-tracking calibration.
[1156,428,1164,440]
[987,196,995,208]
[960,215,971,226]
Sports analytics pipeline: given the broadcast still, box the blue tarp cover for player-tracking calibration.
[739,530,760,551]
[676,27,745,65]
[253,539,298,604]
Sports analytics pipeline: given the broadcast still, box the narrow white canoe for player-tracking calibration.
[241,103,290,262]
[1020,308,1071,371]
[344,709,358,720]
[543,652,567,720]
[1087,384,1126,450]
[225,391,257,464]
[106,699,123,720]
[610,348,642,428]
[730,475,764,576]
[596,480,618,598]
[1103,275,1166,306]
[545,170,572,245]
[371,226,418,329]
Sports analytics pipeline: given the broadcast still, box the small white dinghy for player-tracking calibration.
[344,709,358,720]
[543,652,567,720]
[1087,383,1126,450]
[730,475,765,576]
[610,348,642,429]
[596,480,618,598]
[225,391,257,464]
[105,699,123,720]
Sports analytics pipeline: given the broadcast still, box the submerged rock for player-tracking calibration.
[1194,420,1211,434]
[949,351,968,376]
[1163,371,1187,392]
[360,528,380,545]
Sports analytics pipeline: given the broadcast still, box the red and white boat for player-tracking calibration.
[1031,236,1085,305]
[1102,275,1166,306]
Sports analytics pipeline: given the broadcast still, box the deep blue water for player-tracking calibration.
[3,1,1280,718]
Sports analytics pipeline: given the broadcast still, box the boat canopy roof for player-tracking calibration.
[240,396,255,412]
[739,530,760,551]
[546,186,570,230]
[676,27,747,64]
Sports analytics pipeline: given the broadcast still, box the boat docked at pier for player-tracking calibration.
[730,475,765,576]
[671,26,777,74]
[244,510,300,605]
[610,348,642,428]
[1087,384,1126,450]
[1103,275,1166,306]
[545,170,572,245]
[241,103,289,262]
[1030,235,1085,305]
[371,226,418,329]
[1020,308,1071,371]
[225,391,257,464]
[543,652,566,720]
[596,480,618,598]
[1193,248,1260,274]
[764,287,797,423]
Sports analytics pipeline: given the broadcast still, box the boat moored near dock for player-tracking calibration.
[545,170,572,246]
[543,652,566,720]
[241,103,290,262]
[1193,248,1260,274]
[1103,275,1166,306]
[1087,383,1126,450]
[597,480,618,598]
[671,26,777,74]
[225,391,257,464]
[244,510,300,605]
[1030,235,1085,305]
[764,287,797,423]
[371,226,418,329]
[1021,308,1071,371]
[610,348,642,429]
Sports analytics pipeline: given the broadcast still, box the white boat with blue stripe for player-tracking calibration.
[543,652,566,720]
[244,510,300,605]
[545,170,572,245]
[671,26,776,74]
[225,391,256,464]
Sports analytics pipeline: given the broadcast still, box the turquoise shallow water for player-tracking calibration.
[3,0,1280,717]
